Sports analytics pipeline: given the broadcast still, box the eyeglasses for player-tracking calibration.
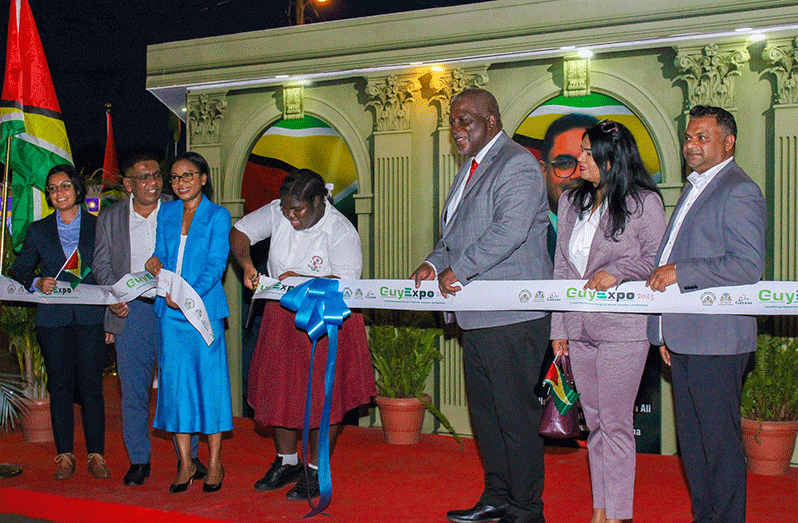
[598,119,619,135]
[548,155,578,178]
[126,172,161,183]
[46,181,73,194]
[169,171,199,184]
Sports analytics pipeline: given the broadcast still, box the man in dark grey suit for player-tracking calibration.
[93,152,205,486]
[646,105,766,523]
[412,88,551,523]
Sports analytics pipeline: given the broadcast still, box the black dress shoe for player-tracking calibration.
[497,512,545,523]
[286,467,320,500]
[123,463,151,486]
[254,456,304,491]
[446,502,509,523]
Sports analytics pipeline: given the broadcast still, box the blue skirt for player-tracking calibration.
[154,315,233,434]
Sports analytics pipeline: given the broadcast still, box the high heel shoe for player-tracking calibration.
[170,463,198,493]
[203,465,224,492]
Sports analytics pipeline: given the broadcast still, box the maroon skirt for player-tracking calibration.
[248,301,376,428]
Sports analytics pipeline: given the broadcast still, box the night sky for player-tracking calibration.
[0,0,490,174]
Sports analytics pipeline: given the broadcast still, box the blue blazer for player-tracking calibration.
[11,210,104,327]
[152,195,231,320]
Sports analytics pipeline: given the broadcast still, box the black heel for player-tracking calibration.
[203,465,224,492]
[170,463,197,493]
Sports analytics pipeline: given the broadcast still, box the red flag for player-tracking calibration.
[102,106,119,187]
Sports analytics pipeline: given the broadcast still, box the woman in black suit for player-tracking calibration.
[11,165,108,481]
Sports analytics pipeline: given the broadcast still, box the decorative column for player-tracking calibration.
[427,66,489,436]
[763,37,798,336]
[673,43,750,109]
[364,73,420,279]
[186,89,243,415]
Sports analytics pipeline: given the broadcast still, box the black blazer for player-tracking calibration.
[11,210,104,327]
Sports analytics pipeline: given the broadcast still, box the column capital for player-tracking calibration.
[763,37,798,106]
[673,43,750,109]
[187,90,228,146]
[364,73,421,132]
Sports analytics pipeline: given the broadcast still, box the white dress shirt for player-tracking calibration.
[659,156,733,265]
[569,202,606,277]
[129,194,161,297]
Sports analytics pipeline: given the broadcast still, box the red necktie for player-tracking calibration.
[467,159,478,183]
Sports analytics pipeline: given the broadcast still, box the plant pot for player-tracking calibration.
[375,394,429,445]
[741,417,798,475]
[20,397,53,444]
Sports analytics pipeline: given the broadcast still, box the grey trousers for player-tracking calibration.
[569,339,648,520]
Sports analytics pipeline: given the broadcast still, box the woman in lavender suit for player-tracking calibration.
[551,120,665,523]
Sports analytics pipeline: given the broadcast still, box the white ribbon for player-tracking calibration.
[0,271,215,345]
[254,276,798,315]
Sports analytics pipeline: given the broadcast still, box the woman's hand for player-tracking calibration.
[145,256,163,277]
[165,292,179,310]
[243,264,260,290]
[584,270,618,291]
[278,270,302,281]
[552,339,569,357]
[35,277,57,295]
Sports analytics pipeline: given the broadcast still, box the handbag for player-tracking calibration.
[539,353,581,439]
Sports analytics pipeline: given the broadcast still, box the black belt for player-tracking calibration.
[136,296,155,304]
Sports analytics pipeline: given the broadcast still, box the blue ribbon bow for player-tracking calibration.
[281,278,350,518]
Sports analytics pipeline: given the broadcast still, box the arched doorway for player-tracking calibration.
[239,114,360,416]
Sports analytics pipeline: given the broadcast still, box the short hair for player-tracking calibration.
[279,168,328,204]
[121,150,161,177]
[451,88,503,130]
[45,164,86,207]
[169,151,214,201]
[541,113,600,163]
[689,105,737,139]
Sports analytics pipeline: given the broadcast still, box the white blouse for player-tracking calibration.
[568,202,606,278]
[233,199,362,280]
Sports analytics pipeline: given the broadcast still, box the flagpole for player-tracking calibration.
[0,137,12,273]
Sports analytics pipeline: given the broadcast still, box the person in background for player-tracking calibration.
[12,164,109,480]
[230,168,375,501]
[551,120,665,523]
[145,152,233,493]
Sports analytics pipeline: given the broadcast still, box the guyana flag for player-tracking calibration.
[56,246,90,289]
[1,0,73,250]
[242,115,358,221]
[542,357,580,415]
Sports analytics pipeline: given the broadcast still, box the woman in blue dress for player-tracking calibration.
[145,152,233,493]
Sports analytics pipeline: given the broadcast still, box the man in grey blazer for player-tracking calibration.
[412,88,552,523]
[646,106,766,523]
[93,152,204,486]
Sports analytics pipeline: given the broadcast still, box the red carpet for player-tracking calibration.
[1,377,796,523]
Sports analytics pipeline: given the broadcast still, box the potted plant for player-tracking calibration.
[368,312,461,446]
[0,247,51,443]
[740,334,798,475]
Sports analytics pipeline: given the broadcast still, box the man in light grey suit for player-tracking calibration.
[412,88,552,523]
[93,152,204,486]
[646,105,766,523]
